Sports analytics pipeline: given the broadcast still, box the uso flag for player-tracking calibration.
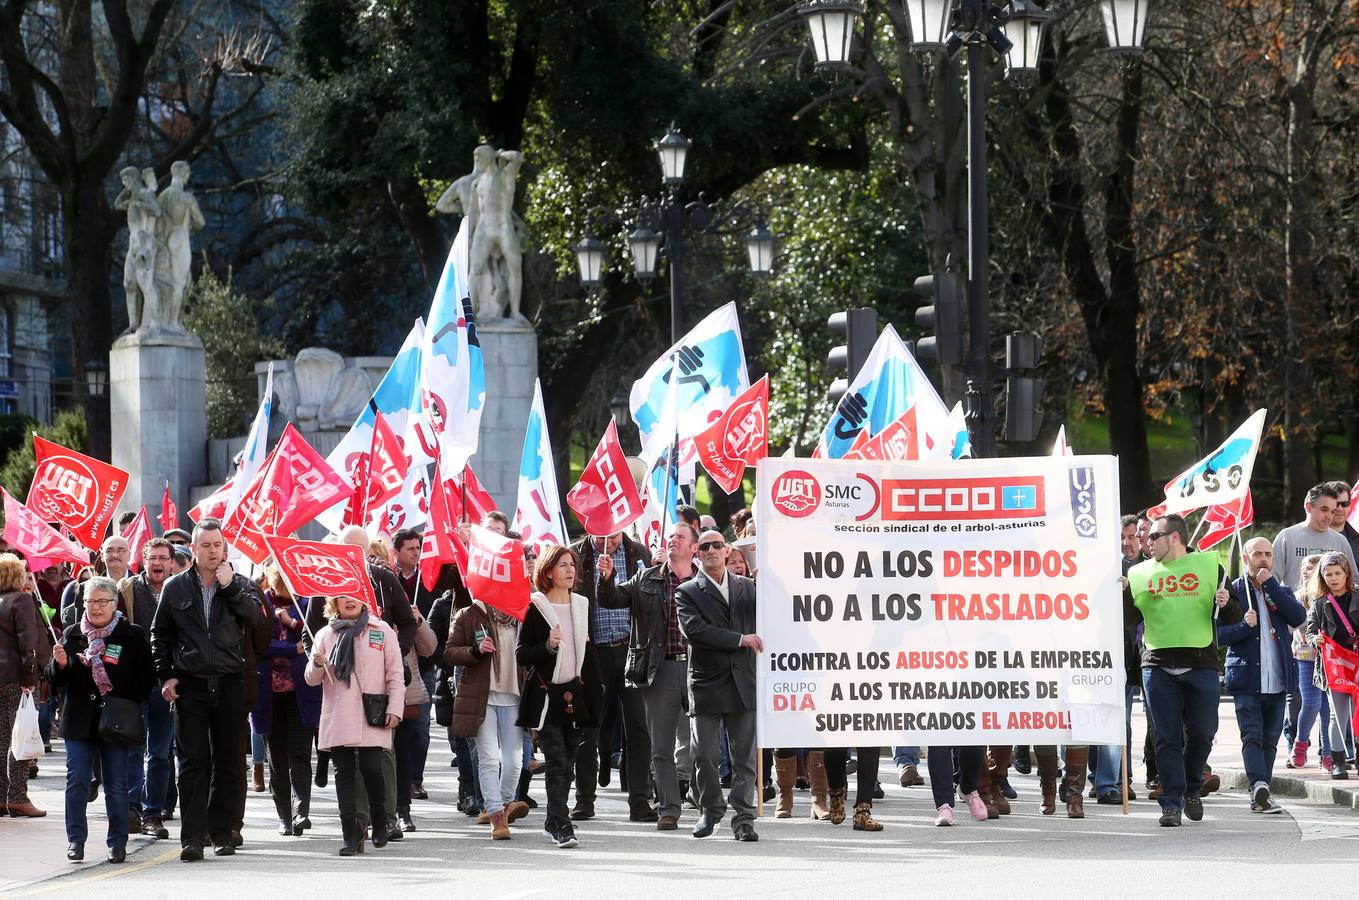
[695,375,768,494]
[28,435,129,551]
[264,534,378,615]
[1161,408,1266,515]
[568,419,645,536]
[465,525,531,621]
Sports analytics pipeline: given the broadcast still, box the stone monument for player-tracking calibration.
[110,161,208,523]
[437,145,537,509]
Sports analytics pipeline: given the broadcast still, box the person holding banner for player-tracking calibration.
[517,545,602,849]
[47,575,155,862]
[1124,514,1243,827]
[1216,538,1305,813]
[150,519,270,861]
[1303,552,1359,781]
[305,593,404,856]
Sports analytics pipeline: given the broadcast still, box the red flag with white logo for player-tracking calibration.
[464,524,530,621]
[343,411,409,527]
[263,533,377,614]
[160,482,178,533]
[121,506,152,573]
[448,464,497,524]
[1196,490,1254,552]
[27,435,129,550]
[2,487,89,569]
[694,375,769,494]
[856,406,918,463]
[567,420,645,536]
[189,478,234,524]
[420,461,465,591]
[261,424,353,535]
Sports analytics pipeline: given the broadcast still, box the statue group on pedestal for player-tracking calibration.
[437,144,529,324]
[115,160,205,337]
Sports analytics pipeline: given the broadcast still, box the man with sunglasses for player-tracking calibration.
[676,530,762,841]
[1124,513,1243,827]
[1324,481,1359,565]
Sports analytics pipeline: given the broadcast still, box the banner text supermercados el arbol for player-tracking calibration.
[755,456,1125,747]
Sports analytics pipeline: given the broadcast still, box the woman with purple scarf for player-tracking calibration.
[48,576,155,863]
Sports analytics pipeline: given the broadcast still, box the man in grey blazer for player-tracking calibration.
[676,529,763,841]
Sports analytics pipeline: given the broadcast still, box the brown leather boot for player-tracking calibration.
[828,788,847,825]
[774,756,797,819]
[252,763,266,793]
[490,809,511,840]
[988,746,1012,816]
[974,759,999,819]
[808,751,831,820]
[1036,747,1059,816]
[1063,748,1088,819]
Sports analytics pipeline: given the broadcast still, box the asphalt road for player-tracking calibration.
[7,743,1357,900]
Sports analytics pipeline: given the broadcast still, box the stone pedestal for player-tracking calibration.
[470,319,537,512]
[110,332,207,528]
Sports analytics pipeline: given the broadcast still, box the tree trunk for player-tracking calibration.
[65,180,115,458]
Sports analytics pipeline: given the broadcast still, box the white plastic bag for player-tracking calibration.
[10,689,44,761]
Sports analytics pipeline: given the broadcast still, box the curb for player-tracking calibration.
[1217,766,1359,812]
[2,833,159,893]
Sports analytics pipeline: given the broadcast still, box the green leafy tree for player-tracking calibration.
[0,407,89,500]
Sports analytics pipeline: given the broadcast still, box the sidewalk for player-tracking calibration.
[0,743,156,892]
[1134,699,1359,812]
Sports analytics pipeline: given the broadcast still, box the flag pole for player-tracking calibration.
[1187,510,1210,548]
[27,566,60,644]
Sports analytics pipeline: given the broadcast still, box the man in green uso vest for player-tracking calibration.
[1124,513,1243,828]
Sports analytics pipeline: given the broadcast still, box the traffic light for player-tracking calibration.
[913,273,964,366]
[1003,332,1045,443]
[827,308,877,406]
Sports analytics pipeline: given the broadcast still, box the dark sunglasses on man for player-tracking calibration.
[698,541,725,551]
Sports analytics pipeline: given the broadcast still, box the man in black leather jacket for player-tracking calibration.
[149,518,268,861]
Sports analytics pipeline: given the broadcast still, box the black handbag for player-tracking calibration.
[98,696,144,747]
[362,692,390,727]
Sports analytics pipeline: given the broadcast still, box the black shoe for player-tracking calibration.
[1331,763,1349,780]
[67,843,83,862]
[762,783,776,802]
[278,822,294,835]
[371,826,389,849]
[107,846,126,864]
[733,822,759,842]
[1001,778,1017,800]
[630,802,660,823]
[570,801,595,821]
[142,816,170,839]
[1012,745,1032,775]
[212,843,234,856]
[230,829,243,847]
[691,813,720,838]
[1158,808,1181,827]
[1184,796,1203,822]
[1096,793,1121,805]
[720,773,733,788]
[180,843,203,862]
[386,818,404,841]
[411,784,428,801]
[88,778,100,804]
[314,759,329,789]
[872,781,885,800]
[553,824,578,849]
[292,816,312,833]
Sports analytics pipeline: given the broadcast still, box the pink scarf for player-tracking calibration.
[79,611,122,696]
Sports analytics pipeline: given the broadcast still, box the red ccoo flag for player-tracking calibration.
[121,506,152,573]
[263,533,377,614]
[448,464,497,524]
[1197,490,1254,552]
[160,482,178,533]
[2,487,89,570]
[694,375,769,494]
[420,461,467,591]
[27,435,129,550]
[464,524,530,621]
[567,420,645,536]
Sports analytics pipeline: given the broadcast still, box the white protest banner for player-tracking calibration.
[755,454,1124,748]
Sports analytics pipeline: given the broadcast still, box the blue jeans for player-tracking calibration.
[474,704,524,812]
[66,737,129,849]
[142,691,174,817]
[251,730,267,765]
[1234,692,1287,787]
[1093,682,1137,796]
[893,746,920,767]
[412,670,435,785]
[1142,666,1219,812]
[1296,659,1332,755]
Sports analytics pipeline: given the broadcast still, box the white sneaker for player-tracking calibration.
[934,804,955,826]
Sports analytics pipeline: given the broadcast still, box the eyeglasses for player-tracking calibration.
[86,599,116,608]
[1339,500,1351,508]
[698,541,726,551]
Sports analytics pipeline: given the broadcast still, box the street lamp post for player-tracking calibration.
[575,125,776,345]
[801,0,1149,456]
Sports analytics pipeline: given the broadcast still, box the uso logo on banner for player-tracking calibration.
[772,470,821,518]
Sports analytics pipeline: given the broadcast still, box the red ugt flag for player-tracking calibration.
[2,487,89,569]
[1196,490,1254,552]
[160,482,178,532]
[264,533,377,614]
[694,375,769,494]
[121,506,152,573]
[567,420,645,536]
[464,524,530,621]
[448,464,497,524]
[28,435,129,550]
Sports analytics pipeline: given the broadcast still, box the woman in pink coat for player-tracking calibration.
[305,595,403,856]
